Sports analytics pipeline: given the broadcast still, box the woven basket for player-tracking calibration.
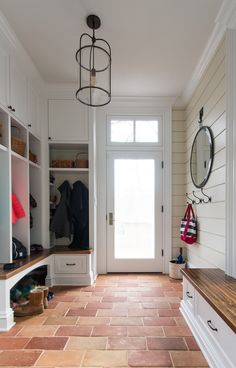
[29,150,38,163]
[11,136,26,156]
[51,159,73,168]
[169,260,186,279]
[74,152,88,168]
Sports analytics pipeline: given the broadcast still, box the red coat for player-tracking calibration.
[12,193,25,224]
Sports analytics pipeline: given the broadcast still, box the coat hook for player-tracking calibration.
[192,190,202,204]
[200,188,211,203]
[186,192,195,205]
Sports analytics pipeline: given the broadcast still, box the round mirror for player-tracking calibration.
[190,126,214,188]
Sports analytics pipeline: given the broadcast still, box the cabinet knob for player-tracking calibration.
[48,137,52,140]
[8,105,12,110]
[12,108,15,112]
[28,124,32,127]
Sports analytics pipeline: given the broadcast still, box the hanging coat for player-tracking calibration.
[12,193,26,224]
[50,180,72,239]
[69,180,89,249]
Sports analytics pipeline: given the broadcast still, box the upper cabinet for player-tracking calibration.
[28,82,42,138]
[0,42,9,108]
[48,99,88,142]
[10,57,28,125]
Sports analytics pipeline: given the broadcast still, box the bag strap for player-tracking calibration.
[183,203,192,220]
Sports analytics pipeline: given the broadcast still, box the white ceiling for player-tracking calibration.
[0,0,223,98]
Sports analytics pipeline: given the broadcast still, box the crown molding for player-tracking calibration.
[181,0,236,106]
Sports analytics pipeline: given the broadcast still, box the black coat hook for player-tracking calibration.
[192,190,202,204]
[200,188,211,203]
[186,192,195,204]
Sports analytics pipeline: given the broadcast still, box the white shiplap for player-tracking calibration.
[185,37,226,270]
[172,109,186,259]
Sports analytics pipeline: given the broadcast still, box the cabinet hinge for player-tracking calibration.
[161,161,164,169]
[161,205,164,212]
[161,249,164,257]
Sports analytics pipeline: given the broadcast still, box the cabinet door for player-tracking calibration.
[49,100,88,142]
[10,57,28,125]
[0,40,9,108]
[28,82,41,138]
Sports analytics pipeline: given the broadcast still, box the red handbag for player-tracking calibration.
[180,204,197,244]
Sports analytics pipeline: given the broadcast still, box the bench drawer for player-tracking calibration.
[54,255,87,274]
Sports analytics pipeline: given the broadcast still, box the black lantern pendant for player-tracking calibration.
[75,15,111,107]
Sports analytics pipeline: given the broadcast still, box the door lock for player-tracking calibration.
[109,212,114,225]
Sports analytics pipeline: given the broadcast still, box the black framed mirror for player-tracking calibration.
[190,126,214,188]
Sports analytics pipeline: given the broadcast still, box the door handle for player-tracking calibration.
[109,212,114,225]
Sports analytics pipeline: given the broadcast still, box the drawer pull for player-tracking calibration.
[66,263,76,266]
[186,291,193,299]
[207,320,218,332]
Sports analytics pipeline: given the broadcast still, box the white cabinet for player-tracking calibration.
[28,82,41,137]
[0,41,9,109]
[181,275,236,368]
[48,100,88,142]
[10,57,28,125]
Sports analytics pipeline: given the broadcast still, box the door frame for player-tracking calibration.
[96,97,173,274]
[106,150,163,272]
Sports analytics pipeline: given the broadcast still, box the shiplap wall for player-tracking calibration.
[185,37,226,269]
[172,109,186,259]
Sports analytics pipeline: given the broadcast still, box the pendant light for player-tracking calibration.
[75,14,111,107]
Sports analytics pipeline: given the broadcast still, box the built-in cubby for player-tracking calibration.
[0,109,42,264]
[49,142,89,248]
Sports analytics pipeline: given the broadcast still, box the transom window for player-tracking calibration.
[107,116,161,144]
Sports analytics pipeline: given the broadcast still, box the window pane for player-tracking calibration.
[114,159,155,259]
[110,120,134,142]
[135,120,158,142]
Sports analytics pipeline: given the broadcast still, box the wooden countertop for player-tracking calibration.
[0,247,93,280]
[182,268,236,333]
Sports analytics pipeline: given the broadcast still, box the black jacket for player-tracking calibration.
[50,180,72,239]
[69,180,89,249]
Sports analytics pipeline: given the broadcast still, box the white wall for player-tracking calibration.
[172,109,186,259]
[185,37,226,269]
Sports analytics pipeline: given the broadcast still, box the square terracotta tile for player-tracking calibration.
[35,350,84,366]
[108,337,146,350]
[143,317,176,326]
[147,337,187,350]
[128,326,164,337]
[25,336,68,350]
[158,309,181,317]
[164,326,192,337]
[184,337,200,350]
[0,337,29,349]
[128,350,172,367]
[111,317,143,326]
[97,309,127,317]
[66,308,97,316]
[0,350,41,366]
[14,316,47,325]
[92,326,127,336]
[142,302,170,309]
[86,302,113,309]
[170,351,208,366]
[56,326,92,336]
[82,350,128,367]
[44,316,78,325]
[128,309,157,317]
[0,325,23,336]
[66,336,107,349]
[18,325,58,337]
[77,317,110,325]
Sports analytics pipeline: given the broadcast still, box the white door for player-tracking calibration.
[107,151,163,272]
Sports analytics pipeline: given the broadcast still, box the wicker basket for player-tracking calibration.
[11,136,26,156]
[29,150,38,163]
[169,260,186,279]
[74,152,89,168]
[51,159,73,168]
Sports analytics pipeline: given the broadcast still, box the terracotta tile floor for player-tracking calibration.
[0,274,209,367]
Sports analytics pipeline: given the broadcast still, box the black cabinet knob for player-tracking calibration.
[8,105,12,110]
[48,137,52,140]
[12,108,15,112]
[28,124,32,127]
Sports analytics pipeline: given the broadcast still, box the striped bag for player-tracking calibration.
[180,204,197,244]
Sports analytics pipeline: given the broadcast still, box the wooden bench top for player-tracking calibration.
[0,246,93,280]
[182,268,236,333]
